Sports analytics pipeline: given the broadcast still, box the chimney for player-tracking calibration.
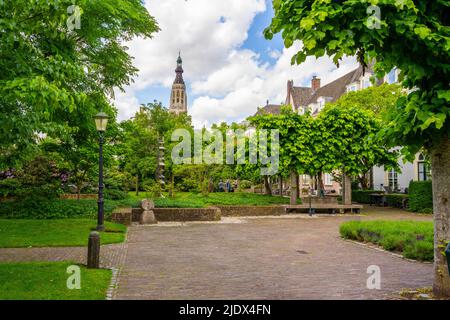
[311,76,321,91]
[286,80,293,105]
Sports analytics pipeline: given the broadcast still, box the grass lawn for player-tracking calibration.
[0,219,126,248]
[128,191,294,208]
[340,220,434,261]
[0,262,111,300]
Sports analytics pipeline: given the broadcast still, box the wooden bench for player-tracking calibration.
[284,204,363,214]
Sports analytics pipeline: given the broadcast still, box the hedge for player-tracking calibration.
[385,194,409,209]
[408,181,433,213]
[340,220,434,261]
[0,198,140,219]
[352,190,384,204]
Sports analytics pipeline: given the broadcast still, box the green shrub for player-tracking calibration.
[352,190,384,204]
[408,181,433,213]
[339,220,434,261]
[0,179,21,198]
[385,194,409,209]
[0,198,139,220]
[238,180,253,190]
[104,189,128,200]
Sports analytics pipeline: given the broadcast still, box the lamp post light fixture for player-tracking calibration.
[94,111,109,231]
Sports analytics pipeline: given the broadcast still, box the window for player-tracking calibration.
[324,173,333,186]
[388,169,398,191]
[387,69,397,84]
[363,79,371,89]
[417,154,430,181]
[176,98,179,103]
[348,85,357,92]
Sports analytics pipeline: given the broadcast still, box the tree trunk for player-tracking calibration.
[431,136,450,297]
[290,171,298,205]
[135,175,139,196]
[369,167,374,190]
[169,175,174,198]
[296,174,300,199]
[264,176,272,196]
[343,173,352,205]
[318,173,325,198]
[279,175,283,196]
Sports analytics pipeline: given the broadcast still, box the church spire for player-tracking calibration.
[174,51,185,85]
[169,52,188,114]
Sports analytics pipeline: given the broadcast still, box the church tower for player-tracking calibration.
[169,53,188,114]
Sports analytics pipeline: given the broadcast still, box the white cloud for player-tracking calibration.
[189,43,358,127]
[114,0,358,127]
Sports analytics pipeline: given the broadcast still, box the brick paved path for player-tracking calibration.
[0,243,126,269]
[115,209,433,300]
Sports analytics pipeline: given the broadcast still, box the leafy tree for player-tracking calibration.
[265,0,450,296]
[118,102,192,195]
[316,105,399,200]
[0,0,159,167]
[250,108,315,204]
[331,83,404,119]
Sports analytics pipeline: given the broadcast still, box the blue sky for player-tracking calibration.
[116,0,357,127]
[133,1,282,110]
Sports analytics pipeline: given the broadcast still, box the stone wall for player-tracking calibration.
[153,207,221,222]
[111,208,132,226]
[217,206,286,217]
[60,194,97,200]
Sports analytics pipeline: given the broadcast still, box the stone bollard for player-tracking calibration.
[140,199,157,225]
[87,231,100,269]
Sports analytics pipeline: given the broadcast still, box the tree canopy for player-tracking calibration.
[0,0,159,167]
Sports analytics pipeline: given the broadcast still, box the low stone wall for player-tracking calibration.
[60,194,97,200]
[153,207,221,222]
[217,205,285,217]
[111,207,132,226]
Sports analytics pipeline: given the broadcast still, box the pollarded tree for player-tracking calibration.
[315,105,399,203]
[250,107,315,204]
[328,84,405,189]
[265,0,450,296]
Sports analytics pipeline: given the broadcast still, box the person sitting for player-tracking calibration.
[218,180,224,192]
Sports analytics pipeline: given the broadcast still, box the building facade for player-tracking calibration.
[255,65,429,195]
[169,53,188,115]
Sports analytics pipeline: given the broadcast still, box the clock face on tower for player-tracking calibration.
[169,53,187,114]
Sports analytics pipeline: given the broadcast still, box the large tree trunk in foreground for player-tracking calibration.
[290,171,298,205]
[431,136,450,297]
[342,173,352,205]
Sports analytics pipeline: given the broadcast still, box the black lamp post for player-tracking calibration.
[94,111,109,231]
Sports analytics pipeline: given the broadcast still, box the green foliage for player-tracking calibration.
[0,198,139,220]
[104,189,128,200]
[385,194,409,209]
[0,0,159,167]
[330,83,404,120]
[352,190,384,204]
[249,105,398,180]
[0,219,126,248]
[265,0,450,156]
[408,181,433,213]
[0,262,111,300]
[118,102,193,192]
[238,180,253,190]
[129,192,294,208]
[340,220,434,261]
